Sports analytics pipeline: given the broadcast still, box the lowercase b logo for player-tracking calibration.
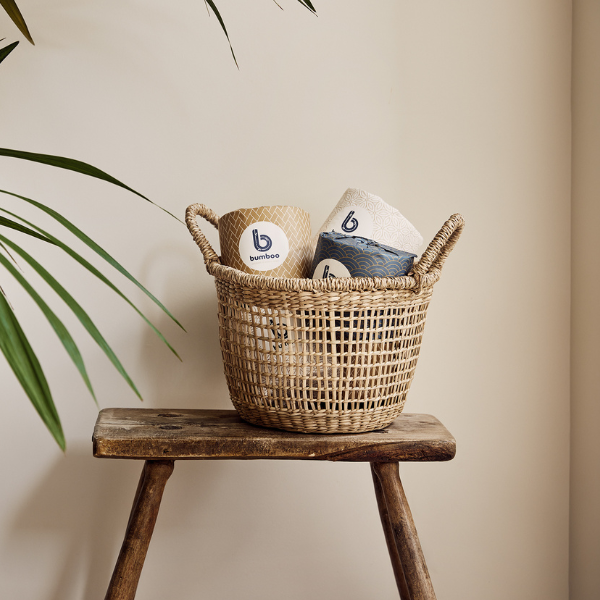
[239,221,289,272]
[252,228,272,252]
[312,259,352,280]
[327,205,373,239]
[341,210,359,233]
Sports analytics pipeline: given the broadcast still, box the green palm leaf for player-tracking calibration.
[0,148,180,221]
[297,0,316,13]
[0,203,181,359]
[0,215,55,244]
[0,239,21,268]
[0,0,33,44]
[203,1,317,66]
[0,233,142,400]
[0,252,97,405]
[205,0,238,67]
[0,40,19,64]
[1,189,184,331]
[0,291,64,449]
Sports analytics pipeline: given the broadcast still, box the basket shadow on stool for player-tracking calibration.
[186,204,464,434]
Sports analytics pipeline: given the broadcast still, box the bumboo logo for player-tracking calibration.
[250,252,279,262]
[341,210,359,233]
[312,259,352,280]
[250,228,278,261]
[252,228,272,252]
[239,221,289,271]
[328,204,373,239]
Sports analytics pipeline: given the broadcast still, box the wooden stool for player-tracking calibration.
[93,409,456,600]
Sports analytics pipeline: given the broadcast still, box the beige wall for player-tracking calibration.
[571,1,600,598]
[0,2,572,599]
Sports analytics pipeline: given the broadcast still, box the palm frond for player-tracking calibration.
[0,252,97,405]
[0,40,19,63]
[0,233,143,400]
[0,202,182,359]
[0,149,180,221]
[203,1,317,65]
[0,189,184,331]
[0,291,64,449]
[297,0,316,14]
[0,240,20,269]
[0,215,56,244]
[0,1,33,44]
[205,0,238,68]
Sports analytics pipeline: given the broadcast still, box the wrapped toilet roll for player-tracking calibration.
[316,188,423,254]
[311,232,417,279]
[219,205,312,278]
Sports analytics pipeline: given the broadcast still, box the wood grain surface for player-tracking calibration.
[93,409,455,462]
[371,463,412,599]
[373,462,437,600]
[105,460,174,600]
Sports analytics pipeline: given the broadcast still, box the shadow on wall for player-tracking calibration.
[6,448,231,600]
[8,448,138,600]
[136,242,232,410]
[7,447,381,600]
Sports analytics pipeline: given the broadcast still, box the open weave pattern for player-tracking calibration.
[216,281,432,433]
[186,205,464,434]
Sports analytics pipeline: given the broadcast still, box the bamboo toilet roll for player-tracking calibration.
[316,188,423,254]
[219,205,313,278]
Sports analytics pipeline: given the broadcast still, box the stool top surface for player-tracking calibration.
[93,409,455,462]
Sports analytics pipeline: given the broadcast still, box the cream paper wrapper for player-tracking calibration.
[219,205,312,278]
[315,188,423,254]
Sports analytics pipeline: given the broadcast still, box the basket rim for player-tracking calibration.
[186,207,464,293]
[205,260,441,292]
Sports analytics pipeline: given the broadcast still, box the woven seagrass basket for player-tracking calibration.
[186,204,464,434]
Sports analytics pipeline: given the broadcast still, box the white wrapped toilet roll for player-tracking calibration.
[315,188,423,254]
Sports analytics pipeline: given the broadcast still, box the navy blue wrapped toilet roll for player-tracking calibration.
[311,232,417,279]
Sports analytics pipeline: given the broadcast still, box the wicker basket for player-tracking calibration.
[186,205,464,434]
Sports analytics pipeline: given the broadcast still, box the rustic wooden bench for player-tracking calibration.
[93,408,456,600]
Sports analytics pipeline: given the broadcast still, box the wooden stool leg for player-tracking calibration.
[105,460,174,600]
[371,462,437,600]
[371,463,412,600]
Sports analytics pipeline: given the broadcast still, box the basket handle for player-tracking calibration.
[185,203,221,266]
[412,213,465,277]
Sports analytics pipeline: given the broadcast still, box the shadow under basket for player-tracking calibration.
[186,205,464,434]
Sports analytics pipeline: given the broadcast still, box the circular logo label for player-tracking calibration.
[239,221,290,271]
[312,259,352,279]
[327,205,374,238]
